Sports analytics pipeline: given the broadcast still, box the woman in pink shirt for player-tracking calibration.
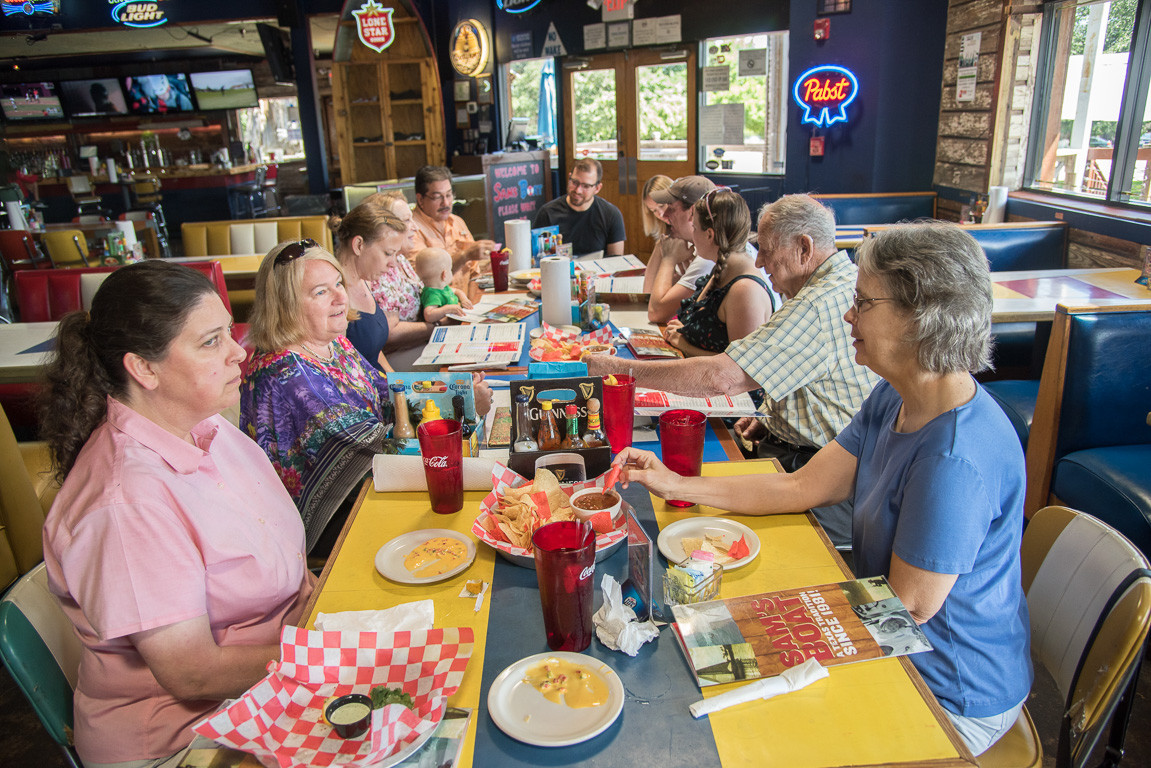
[40,261,315,768]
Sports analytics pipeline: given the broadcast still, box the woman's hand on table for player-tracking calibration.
[472,372,493,417]
[613,447,685,500]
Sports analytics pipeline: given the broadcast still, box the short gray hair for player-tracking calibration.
[855,222,993,374]
[758,194,836,255]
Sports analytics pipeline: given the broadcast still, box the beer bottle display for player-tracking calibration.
[391,383,416,439]
[582,397,606,447]
[513,393,538,452]
[536,399,562,451]
[561,403,585,450]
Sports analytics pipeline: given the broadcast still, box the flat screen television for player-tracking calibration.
[0,82,64,121]
[188,70,258,110]
[59,78,129,117]
[123,74,194,115]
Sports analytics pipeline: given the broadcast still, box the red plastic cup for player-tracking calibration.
[601,374,636,455]
[533,521,596,652]
[659,409,706,507]
[489,249,509,292]
[417,419,463,514]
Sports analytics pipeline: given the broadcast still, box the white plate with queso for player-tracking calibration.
[375,529,476,585]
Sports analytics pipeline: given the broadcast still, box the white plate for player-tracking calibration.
[509,268,540,282]
[656,517,761,571]
[487,652,625,747]
[374,529,476,585]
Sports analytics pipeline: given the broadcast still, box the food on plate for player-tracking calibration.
[679,533,744,565]
[571,491,619,511]
[403,536,469,578]
[485,468,574,551]
[369,685,415,710]
[530,336,616,362]
[523,657,610,708]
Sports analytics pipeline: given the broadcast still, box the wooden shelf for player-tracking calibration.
[352,141,387,147]
[390,99,423,106]
[394,140,427,146]
[350,101,381,107]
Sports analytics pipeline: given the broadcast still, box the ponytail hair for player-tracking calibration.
[39,261,219,483]
[693,189,750,282]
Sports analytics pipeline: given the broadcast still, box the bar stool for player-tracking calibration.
[65,176,110,220]
[130,175,170,244]
[262,163,281,216]
[228,165,267,219]
[0,230,53,321]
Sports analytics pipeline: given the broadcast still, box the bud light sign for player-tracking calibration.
[793,65,858,128]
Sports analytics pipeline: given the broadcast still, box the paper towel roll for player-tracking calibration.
[106,158,118,183]
[4,201,27,231]
[541,255,573,327]
[372,454,497,493]
[114,220,138,248]
[504,219,532,273]
[983,186,1008,224]
[88,156,100,176]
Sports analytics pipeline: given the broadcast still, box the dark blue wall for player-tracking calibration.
[427,0,947,196]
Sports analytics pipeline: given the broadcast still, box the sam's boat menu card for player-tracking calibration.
[413,324,526,368]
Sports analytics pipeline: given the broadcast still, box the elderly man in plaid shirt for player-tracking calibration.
[587,194,877,548]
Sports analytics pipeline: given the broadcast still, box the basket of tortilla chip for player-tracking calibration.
[193,624,473,768]
[471,464,628,568]
[528,323,616,362]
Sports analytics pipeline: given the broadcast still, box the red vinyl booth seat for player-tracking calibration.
[14,261,232,322]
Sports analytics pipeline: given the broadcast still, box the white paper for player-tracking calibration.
[576,254,644,275]
[688,657,829,718]
[114,220,138,248]
[105,158,118,183]
[373,455,498,492]
[702,65,730,92]
[413,323,526,367]
[4,201,27,231]
[739,48,767,77]
[632,18,657,47]
[594,276,647,295]
[314,600,435,633]
[655,15,681,43]
[699,104,726,144]
[593,574,660,656]
[957,31,980,103]
[984,186,1008,224]
[721,103,745,145]
[584,23,606,50]
[504,219,532,273]
[607,22,630,48]
[634,387,758,417]
[540,255,573,327]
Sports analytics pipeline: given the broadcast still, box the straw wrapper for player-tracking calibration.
[193,624,473,767]
[471,463,627,558]
[688,657,828,719]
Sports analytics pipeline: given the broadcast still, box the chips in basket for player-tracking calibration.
[528,324,615,362]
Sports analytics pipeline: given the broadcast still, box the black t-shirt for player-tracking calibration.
[532,195,626,256]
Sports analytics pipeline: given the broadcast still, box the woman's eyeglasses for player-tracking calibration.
[702,186,732,222]
[851,292,896,312]
[273,239,319,267]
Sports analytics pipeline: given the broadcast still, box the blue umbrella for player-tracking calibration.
[536,59,557,148]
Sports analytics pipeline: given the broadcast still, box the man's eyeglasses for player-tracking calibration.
[701,186,732,223]
[569,176,599,192]
[273,238,318,267]
[423,191,455,204]
[851,292,896,312]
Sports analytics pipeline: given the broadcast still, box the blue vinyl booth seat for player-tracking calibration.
[984,379,1041,451]
[1025,304,1151,557]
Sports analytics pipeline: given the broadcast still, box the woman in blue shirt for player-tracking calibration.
[616,222,1031,755]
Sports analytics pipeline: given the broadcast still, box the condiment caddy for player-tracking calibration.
[386,372,484,457]
[508,375,611,479]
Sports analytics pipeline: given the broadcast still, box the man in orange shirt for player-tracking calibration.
[411,165,497,291]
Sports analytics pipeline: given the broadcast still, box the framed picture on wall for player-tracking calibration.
[454,80,471,102]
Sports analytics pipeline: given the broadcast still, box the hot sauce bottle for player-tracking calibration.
[391,383,416,439]
[582,397,606,447]
[536,399,562,451]
[561,403,585,450]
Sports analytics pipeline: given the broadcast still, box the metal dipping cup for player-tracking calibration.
[659,409,706,507]
[532,521,596,652]
[417,418,464,514]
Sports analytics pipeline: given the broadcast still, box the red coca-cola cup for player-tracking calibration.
[417,418,464,514]
[532,521,596,652]
[489,249,509,292]
[659,409,706,507]
[601,374,636,454]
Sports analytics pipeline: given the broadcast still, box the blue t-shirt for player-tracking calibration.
[835,380,1032,717]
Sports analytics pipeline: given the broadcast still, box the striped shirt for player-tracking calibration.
[725,250,879,448]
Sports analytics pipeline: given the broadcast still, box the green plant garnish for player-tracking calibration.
[369,685,414,710]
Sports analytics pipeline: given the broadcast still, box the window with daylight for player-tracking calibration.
[1027,0,1151,206]
[501,56,558,165]
[698,32,789,175]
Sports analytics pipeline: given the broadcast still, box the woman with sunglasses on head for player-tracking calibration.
[663,188,775,356]
[640,175,709,324]
[616,223,1031,757]
[240,239,398,557]
[41,261,314,768]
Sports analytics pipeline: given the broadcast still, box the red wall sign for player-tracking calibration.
[353,0,396,53]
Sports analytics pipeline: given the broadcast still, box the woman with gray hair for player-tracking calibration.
[614,221,1031,756]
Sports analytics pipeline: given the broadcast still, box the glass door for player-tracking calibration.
[564,49,697,259]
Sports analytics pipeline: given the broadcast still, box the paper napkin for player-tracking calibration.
[688,657,829,718]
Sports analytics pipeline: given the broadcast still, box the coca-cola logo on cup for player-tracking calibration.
[579,565,595,581]
[424,455,449,469]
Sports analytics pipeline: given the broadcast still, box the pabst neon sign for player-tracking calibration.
[110,1,168,28]
[2,1,59,17]
[793,65,859,128]
[353,0,396,53]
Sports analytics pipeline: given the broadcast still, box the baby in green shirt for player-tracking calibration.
[415,247,471,323]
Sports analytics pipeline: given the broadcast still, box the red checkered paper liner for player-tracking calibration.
[528,323,615,361]
[193,625,474,768]
[470,462,627,557]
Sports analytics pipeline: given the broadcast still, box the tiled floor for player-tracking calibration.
[2,650,1149,766]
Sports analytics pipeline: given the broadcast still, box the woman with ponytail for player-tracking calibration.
[663,188,776,356]
[41,260,314,768]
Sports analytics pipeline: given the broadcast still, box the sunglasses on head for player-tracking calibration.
[701,187,732,223]
[273,239,319,267]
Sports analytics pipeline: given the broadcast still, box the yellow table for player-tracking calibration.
[302,459,974,768]
[991,267,1151,322]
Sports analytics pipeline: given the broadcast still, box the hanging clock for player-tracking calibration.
[450,19,490,77]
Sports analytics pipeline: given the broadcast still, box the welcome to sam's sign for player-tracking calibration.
[109,0,168,28]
